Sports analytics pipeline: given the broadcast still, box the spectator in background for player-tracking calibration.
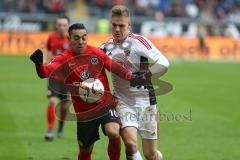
[197,22,209,56]
[16,0,38,13]
[43,0,67,13]
[3,0,15,12]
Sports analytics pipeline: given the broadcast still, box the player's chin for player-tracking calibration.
[114,36,122,43]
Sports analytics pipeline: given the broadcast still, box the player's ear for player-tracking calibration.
[128,22,131,31]
[128,18,131,29]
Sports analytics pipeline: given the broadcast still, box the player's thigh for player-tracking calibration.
[116,103,139,129]
[142,138,158,157]
[121,127,138,150]
[104,122,120,138]
[139,105,158,140]
[101,108,121,138]
[77,120,100,149]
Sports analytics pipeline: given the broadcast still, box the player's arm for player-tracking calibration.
[30,49,60,78]
[127,37,170,87]
[97,49,132,80]
[134,36,170,76]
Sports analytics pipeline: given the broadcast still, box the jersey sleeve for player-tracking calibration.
[35,55,64,78]
[133,36,169,68]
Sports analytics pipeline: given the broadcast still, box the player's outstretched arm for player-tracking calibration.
[98,49,133,80]
[30,49,53,78]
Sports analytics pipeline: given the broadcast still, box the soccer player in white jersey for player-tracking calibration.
[101,5,170,160]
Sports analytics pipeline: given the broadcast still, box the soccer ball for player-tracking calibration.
[79,78,105,103]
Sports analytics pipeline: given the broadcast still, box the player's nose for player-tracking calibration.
[116,26,120,31]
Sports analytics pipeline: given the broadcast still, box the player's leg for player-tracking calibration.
[140,105,163,160]
[105,122,121,160]
[57,96,71,137]
[45,95,58,140]
[76,118,101,160]
[45,79,60,140]
[77,144,94,160]
[116,104,143,160]
[121,127,142,160]
[101,109,121,160]
[142,139,162,160]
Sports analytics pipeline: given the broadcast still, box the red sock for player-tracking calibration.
[78,150,92,160]
[108,137,121,160]
[47,105,55,131]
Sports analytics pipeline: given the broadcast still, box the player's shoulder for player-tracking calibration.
[128,32,152,50]
[48,32,57,39]
[86,45,105,57]
[99,39,114,53]
[87,45,101,52]
[100,38,113,46]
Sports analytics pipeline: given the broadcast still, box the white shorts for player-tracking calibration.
[116,103,159,139]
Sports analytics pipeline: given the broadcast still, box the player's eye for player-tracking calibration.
[82,36,86,40]
[73,36,80,41]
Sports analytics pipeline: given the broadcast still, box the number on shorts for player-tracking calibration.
[109,109,119,118]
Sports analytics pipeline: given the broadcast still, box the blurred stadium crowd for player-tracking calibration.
[1,0,240,22]
[0,0,72,13]
[1,0,240,38]
[86,0,240,22]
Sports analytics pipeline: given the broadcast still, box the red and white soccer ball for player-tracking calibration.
[79,78,105,103]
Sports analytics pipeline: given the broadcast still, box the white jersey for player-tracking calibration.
[101,32,169,108]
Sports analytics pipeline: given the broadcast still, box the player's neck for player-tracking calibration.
[57,32,66,38]
[114,38,127,44]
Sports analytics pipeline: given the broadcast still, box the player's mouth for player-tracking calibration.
[115,33,121,37]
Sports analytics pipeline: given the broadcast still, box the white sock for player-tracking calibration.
[157,150,163,160]
[127,151,143,160]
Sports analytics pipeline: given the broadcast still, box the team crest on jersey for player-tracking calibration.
[56,49,62,55]
[124,50,130,56]
[90,57,99,65]
[63,43,69,49]
[80,70,90,80]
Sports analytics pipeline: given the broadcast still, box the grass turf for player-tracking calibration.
[0,56,239,159]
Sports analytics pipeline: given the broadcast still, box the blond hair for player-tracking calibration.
[111,5,130,17]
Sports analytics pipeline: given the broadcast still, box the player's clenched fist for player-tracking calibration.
[129,70,152,87]
[30,49,43,65]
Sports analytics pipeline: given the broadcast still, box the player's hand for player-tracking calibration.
[129,70,152,87]
[30,49,43,65]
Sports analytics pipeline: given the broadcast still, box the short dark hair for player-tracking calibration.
[56,15,70,23]
[68,23,86,35]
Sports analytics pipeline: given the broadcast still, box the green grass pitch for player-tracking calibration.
[0,55,239,160]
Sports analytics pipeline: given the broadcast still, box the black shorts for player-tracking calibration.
[77,108,120,149]
[47,78,69,100]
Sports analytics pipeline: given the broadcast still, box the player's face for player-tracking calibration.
[111,16,130,43]
[56,18,69,37]
[69,29,88,54]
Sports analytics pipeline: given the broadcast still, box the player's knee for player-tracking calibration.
[124,139,138,153]
[143,150,156,160]
[48,97,58,106]
[105,128,119,139]
[105,123,120,139]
